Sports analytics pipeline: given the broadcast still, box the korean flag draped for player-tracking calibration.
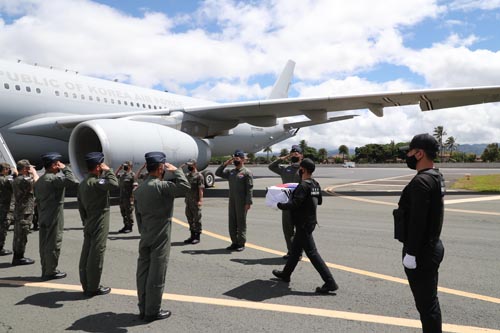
[265,183,298,209]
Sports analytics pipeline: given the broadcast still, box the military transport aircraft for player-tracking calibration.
[1,58,500,186]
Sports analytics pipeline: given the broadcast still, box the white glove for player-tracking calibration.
[271,202,279,210]
[403,254,417,269]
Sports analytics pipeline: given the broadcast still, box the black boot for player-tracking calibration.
[184,232,195,244]
[315,280,339,294]
[191,232,200,245]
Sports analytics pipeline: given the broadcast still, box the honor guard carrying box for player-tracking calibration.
[265,183,298,208]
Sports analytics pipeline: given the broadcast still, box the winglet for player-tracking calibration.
[268,60,295,99]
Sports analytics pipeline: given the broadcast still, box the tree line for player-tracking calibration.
[210,126,500,164]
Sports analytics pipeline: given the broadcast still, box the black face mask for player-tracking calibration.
[290,156,300,163]
[8,170,12,175]
[187,166,194,172]
[124,166,130,171]
[233,160,241,167]
[406,154,418,170]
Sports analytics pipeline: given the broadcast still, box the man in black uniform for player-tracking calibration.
[268,145,302,258]
[395,133,445,333]
[271,158,338,294]
[115,161,136,233]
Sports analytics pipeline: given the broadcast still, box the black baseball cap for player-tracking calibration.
[400,133,439,154]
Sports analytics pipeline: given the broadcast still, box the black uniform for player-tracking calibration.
[277,178,336,286]
[396,168,445,333]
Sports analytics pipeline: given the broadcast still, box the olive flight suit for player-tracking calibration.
[0,174,14,252]
[12,174,36,259]
[118,171,136,229]
[268,159,301,254]
[35,166,78,276]
[215,164,253,247]
[134,170,189,317]
[77,169,118,293]
[185,171,204,234]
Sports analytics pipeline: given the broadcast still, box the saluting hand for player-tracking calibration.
[164,163,177,172]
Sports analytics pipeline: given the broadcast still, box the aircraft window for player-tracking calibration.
[110,99,114,104]
[124,101,127,105]
[118,100,121,105]
[73,93,77,99]
[136,103,140,107]
[55,91,60,96]
[104,98,108,103]
[96,97,100,102]
[15,85,21,91]
[26,87,31,92]
[81,94,85,100]
[148,105,151,109]
[4,83,9,89]
[64,92,69,97]
[154,106,157,109]
[131,103,134,108]
[36,88,41,94]
[89,96,93,101]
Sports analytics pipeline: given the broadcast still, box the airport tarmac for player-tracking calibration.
[1,167,499,333]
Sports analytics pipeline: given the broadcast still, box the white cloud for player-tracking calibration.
[0,0,499,150]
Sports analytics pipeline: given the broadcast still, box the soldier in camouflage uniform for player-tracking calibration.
[183,159,204,244]
[215,150,253,252]
[0,163,16,256]
[115,161,137,233]
[268,144,303,258]
[35,152,78,280]
[78,152,119,297]
[12,159,39,265]
[134,152,190,321]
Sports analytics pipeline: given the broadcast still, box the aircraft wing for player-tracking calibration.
[9,86,500,137]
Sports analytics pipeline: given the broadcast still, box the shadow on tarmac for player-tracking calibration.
[108,236,140,241]
[224,279,328,302]
[67,312,145,332]
[16,290,85,308]
[181,248,234,255]
[230,257,286,266]
[0,276,40,285]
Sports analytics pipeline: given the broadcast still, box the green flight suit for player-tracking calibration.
[35,167,78,276]
[268,159,301,253]
[12,175,36,259]
[118,171,136,228]
[134,170,189,317]
[77,169,118,293]
[185,171,204,233]
[0,175,14,251]
[215,164,253,246]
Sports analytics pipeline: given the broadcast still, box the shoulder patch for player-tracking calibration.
[98,179,106,185]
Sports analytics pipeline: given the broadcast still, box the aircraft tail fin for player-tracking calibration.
[267,60,295,99]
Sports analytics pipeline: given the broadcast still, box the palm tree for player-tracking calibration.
[263,146,272,163]
[445,136,456,157]
[338,145,349,161]
[433,126,447,161]
[318,148,328,163]
[299,140,308,153]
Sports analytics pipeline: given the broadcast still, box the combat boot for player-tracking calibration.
[191,232,200,245]
[184,232,195,244]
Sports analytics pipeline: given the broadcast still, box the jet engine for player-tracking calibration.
[68,119,211,180]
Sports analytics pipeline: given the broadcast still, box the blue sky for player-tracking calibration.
[1,0,500,149]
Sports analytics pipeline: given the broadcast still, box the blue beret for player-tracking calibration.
[145,151,166,164]
[41,152,62,164]
[290,145,302,153]
[233,150,245,158]
[85,152,104,165]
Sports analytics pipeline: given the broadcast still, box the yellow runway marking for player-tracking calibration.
[1,279,499,333]
[172,218,500,304]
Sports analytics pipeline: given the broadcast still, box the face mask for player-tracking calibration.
[233,160,241,167]
[8,170,12,175]
[406,154,418,170]
[290,156,300,163]
[187,166,194,172]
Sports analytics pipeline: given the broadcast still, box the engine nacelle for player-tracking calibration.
[69,119,211,180]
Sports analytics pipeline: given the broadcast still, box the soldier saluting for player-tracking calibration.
[77,152,118,297]
[115,161,137,233]
[12,160,39,266]
[134,152,190,321]
[35,152,78,280]
[182,159,204,245]
[0,163,16,256]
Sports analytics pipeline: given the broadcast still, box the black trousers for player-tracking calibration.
[283,226,334,284]
[404,240,444,333]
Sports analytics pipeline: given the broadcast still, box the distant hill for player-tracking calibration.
[456,144,487,155]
